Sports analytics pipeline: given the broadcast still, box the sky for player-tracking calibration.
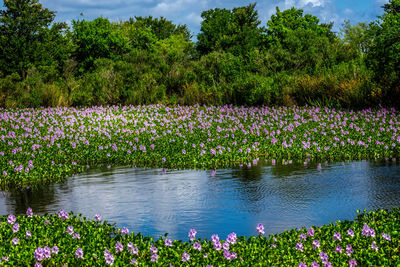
[1,0,389,38]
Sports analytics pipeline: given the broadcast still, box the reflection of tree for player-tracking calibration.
[365,161,400,210]
[4,182,61,215]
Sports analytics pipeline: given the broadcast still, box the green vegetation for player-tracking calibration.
[1,104,399,189]
[0,0,399,108]
[0,207,398,266]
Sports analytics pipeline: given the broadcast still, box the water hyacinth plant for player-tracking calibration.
[0,207,398,265]
[0,104,399,189]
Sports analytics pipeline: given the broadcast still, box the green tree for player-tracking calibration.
[133,16,191,41]
[196,3,263,58]
[340,20,370,57]
[72,17,130,73]
[263,7,340,74]
[0,0,67,77]
[366,0,400,104]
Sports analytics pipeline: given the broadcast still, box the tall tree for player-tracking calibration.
[196,3,263,58]
[0,0,66,77]
[340,20,370,57]
[72,17,130,73]
[263,7,339,74]
[133,16,191,41]
[366,0,400,104]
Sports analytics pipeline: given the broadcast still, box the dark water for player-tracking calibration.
[1,160,400,241]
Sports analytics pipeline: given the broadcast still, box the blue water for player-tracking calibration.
[1,160,400,241]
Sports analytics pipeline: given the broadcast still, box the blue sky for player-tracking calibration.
[2,0,389,36]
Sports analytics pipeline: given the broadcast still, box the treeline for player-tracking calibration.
[0,0,399,108]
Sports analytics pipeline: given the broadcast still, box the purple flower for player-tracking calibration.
[188,228,197,241]
[73,232,80,239]
[324,262,333,267]
[349,259,357,267]
[299,233,306,240]
[34,247,44,261]
[26,230,32,239]
[12,223,19,233]
[75,248,83,259]
[150,254,158,262]
[371,241,379,251]
[150,245,158,254]
[44,219,50,226]
[311,262,320,267]
[335,245,342,253]
[333,232,341,241]
[346,244,353,256]
[298,263,307,267]
[362,224,375,237]
[319,252,328,264]
[43,247,51,259]
[58,210,69,220]
[35,263,42,267]
[130,258,138,265]
[223,250,233,260]
[52,246,59,254]
[313,240,320,249]
[128,242,138,255]
[193,242,202,251]
[26,207,33,217]
[182,252,190,262]
[256,223,265,235]
[222,242,230,251]
[165,238,172,247]
[211,234,219,244]
[295,242,303,252]
[12,237,19,245]
[382,233,391,241]
[104,249,114,265]
[94,214,102,221]
[213,241,222,251]
[121,227,129,235]
[227,232,237,244]
[347,228,354,237]
[7,214,16,225]
[116,241,123,253]
[66,225,74,235]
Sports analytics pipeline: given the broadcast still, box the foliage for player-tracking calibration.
[365,0,400,106]
[0,207,399,265]
[0,0,69,78]
[263,7,342,75]
[0,1,398,108]
[197,3,263,58]
[0,104,399,189]
[133,16,191,41]
[72,17,130,73]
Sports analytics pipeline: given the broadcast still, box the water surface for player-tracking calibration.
[1,160,400,241]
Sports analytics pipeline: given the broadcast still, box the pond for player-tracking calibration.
[1,160,400,241]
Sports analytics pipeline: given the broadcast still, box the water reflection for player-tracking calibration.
[1,161,400,241]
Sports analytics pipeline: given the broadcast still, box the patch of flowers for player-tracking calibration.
[0,207,398,265]
[0,104,399,189]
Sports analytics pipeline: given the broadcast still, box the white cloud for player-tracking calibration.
[152,0,198,16]
[344,8,353,14]
[186,12,203,25]
[298,0,326,7]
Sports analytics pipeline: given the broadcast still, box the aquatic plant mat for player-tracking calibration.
[1,105,399,189]
[0,207,399,266]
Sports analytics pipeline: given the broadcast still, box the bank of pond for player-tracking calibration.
[0,207,399,266]
[0,105,399,189]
